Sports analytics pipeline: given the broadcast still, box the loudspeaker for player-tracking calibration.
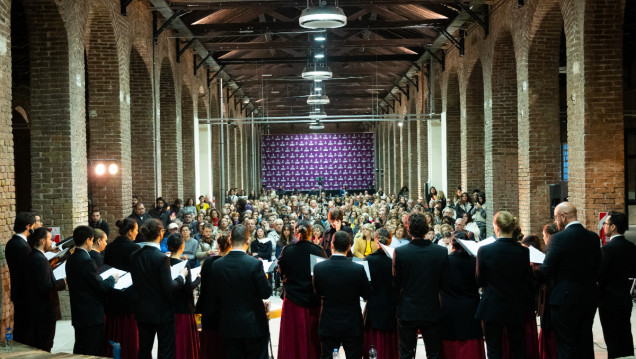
[549,181,568,218]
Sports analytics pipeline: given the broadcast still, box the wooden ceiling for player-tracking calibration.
[168,0,472,117]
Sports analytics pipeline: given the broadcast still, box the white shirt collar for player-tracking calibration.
[144,242,161,250]
[610,234,624,241]
[564,221,580,229]
[16,233,27,242]
[331,253,346,257]
[230,248,245,253]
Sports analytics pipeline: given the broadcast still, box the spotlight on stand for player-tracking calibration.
[91,159,119,176]
[299,3,347,29]
[95,163,106,176]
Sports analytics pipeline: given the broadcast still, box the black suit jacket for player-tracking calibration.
[196,255,223,331]
[540,223,601,307]
[313,255,372,337]
[66,248,116,328]
[6,234,31,305]
[210,251,272,338]
[103,236,140,315]
[278,240,327,308]
[598,235,636,309]
[476,237,531,324]
[363,249,397,331]
[441,252,482,340]
[130,244,185,324]
[393,238,449,323]
[89,250,104,268]
[25,250,66,322]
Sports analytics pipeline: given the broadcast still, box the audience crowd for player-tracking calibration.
[5,184,635,359]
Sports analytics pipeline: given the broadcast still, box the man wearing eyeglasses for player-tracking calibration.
[540,202,601,359]
[598,211,636,359]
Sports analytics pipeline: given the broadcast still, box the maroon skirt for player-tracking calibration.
[199,329,226,359]
[501,311,540,359]
[175,314,200,359]
[363,327,399,359]
[105,313,138,359]
[538,328,557,359]
[442,338,486,359]
[277,297,321,359]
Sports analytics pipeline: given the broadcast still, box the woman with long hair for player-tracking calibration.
[103,218,141,358]
[250,227,272,261]
[470,193,488,241]
[390,226,409,248]
[207,208,220,227]
[311,223,325,246]
[181,198,197,219]
[197,234,231,359]
[455,192,474,220]
[353,223,378,259]
[276,223,295,258]
[277,220,327,359]
[363,228,399,358]
[440,231,485,359]
[168,234,201,359]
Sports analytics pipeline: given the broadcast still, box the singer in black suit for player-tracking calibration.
[209,224,272,359]
[66,225,117,356]
[598,211,636,359]
[476,211,531,359]
[363,228,399,358]
[5,212,36,343]
[313,230,372,359]
[130,219,187,359]
[393,213,449,359]
[24,228,66,352]
[541,202,601,359]
[103,218,141,359]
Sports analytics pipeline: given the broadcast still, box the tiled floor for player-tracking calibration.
[51,298,636,358]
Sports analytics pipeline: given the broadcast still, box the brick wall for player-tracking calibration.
[445,72,462,194]
[182,85,196,200]
[159,58,182,202]
[463,61,485,194]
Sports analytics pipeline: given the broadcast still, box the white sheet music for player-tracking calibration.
[45,247,69,261]
[309,254,326,275]
[379,243,394,259]
[53,262,66,280]
[100,268,127,280]
[170,260,187,279]
[190,266,202,281]
[529,245,546,264]
[353,261,371,281]
[114,273,133,290]
[459,236,496,257]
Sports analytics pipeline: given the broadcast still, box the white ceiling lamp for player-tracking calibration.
[302,60,332,80]
[307,94,330,105]
[309,110,327,120]
[309,120,325,130]
[299,2,347,29]
[314,33,327,41]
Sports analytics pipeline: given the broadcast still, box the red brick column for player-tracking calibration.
[159,58,183,202]
[86,2,131,223]
[463,62,485,194]
[182,86,196,200]
[130,48,156,207]
[445,73,462,193]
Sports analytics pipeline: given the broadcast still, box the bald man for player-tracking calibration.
[540,202,601,359]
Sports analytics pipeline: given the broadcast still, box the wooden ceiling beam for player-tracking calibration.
[205,38,431,51]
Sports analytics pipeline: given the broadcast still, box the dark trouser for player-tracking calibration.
[224,335,269,359]
[137,321,176,359]
[483,321,524,359]
[30,320,56,352]
[73,323,106,356]
[397,320,441,359]
[550,303,596,359]
[320,335,363,359]
[599,303,634,359]
[12,303,29,343]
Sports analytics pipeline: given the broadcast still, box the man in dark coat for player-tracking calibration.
[66,226,118,356]
[314,230,372,358]
[541,202,601,359]
[128,202,152,230]
[598,211,636,359]
[210,224,272,358]
[5,212,36,343]
[393,213,449,359]
[88,208,110,236]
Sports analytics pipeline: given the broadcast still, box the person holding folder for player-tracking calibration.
[130,219,187,359]
[103,218,141,358]
[313,231,372,359]
[24,227,66,352]
[66,225,118,356]
[277,220,327,359]
[475,211,531,359]
[363,227,399,358]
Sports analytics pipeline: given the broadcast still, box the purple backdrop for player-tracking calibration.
[261,132,375,191]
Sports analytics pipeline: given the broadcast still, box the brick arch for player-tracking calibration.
[487,29,519,217]
[463,60,485,194]
[521,0,564,234]
[444,70,461,194]
[182,83,196,199]
[85,0,130,224]
[130,46,156,206]
[159,57,183,202]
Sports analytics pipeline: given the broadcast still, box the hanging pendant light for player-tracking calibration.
[299,2,347,29]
